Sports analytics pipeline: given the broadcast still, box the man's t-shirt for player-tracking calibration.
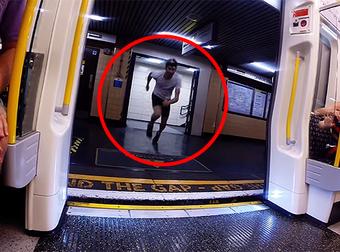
[151,71,181,100]
[0,0,26,46]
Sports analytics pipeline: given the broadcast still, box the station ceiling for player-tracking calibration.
[89,0,281,78]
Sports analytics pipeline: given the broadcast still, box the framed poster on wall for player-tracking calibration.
[227,80,254,116]
[252,89,267,118]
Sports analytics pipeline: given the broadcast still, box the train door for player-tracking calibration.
[267,0,340,224]
[2,0,95,233]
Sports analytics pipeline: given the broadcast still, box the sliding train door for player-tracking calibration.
[26,0,95,232]
[2,0,95,232]
[266,1,319,214]
[267,0,340,224]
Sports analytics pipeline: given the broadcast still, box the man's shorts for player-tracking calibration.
[152,93,170,117]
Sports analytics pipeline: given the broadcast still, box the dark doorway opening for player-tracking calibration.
[75,47,100,119]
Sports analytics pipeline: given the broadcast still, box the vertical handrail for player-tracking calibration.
[286,51,302,145]
[7,0,38,145]
[55,0,89,116]
[334,119,340,168]
[334,36,340,167]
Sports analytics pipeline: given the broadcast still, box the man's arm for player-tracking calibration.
[314,102,340,115]
[163,88,180,107]
[0,46,16,93]
[0,0,26,141]
[146,72,152,91]
[0,47,13,138]
[170,88,180,104]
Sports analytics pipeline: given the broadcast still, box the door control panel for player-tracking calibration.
[290,6,312,34]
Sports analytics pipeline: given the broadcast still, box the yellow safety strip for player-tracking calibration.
[69,173,264,185]
[67,200,263,210]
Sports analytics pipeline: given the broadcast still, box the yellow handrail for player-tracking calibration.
[286,51,301,145]
[334,135,340,167]
[55,0,89,116]
[7,0,38,145]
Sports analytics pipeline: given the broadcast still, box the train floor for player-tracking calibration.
[68,118,266,203]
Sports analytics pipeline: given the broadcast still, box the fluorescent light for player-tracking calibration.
[321,23,337,40]
[203,45,217,49]
[262,0,281,11]
[191,39,202,45]
[251,62,276,73]
[187,68,198,72]
[156,32,202,44]
[147,58,163,64]
[158,31,177,36]
[89,15,104,21]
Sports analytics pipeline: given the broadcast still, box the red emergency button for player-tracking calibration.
[301,19,307,27]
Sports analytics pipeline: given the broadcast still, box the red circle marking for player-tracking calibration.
[97,34,228,167]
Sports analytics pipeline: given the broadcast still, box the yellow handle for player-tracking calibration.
[286,52,301,145]
[8,0,38,145]
[60,0,89,116]
[334,137,340,167]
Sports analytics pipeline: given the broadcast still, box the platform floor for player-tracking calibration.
[68,118,266,204]
[31,205,340,251]
[1,119,340,251]
[70,118,267,181]
[2,201,340,252]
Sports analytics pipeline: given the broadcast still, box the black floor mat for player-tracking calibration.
[34,208,340,252]
[95,148,211,172]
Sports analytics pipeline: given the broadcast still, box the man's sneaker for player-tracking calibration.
[146,122,153,137]
[152,131,161,144]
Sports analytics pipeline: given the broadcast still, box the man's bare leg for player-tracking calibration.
[152,116,168,144]
[147,105,161,137]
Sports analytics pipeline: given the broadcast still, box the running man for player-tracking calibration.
[145,58,181,144]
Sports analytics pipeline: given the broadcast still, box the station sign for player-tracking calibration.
[182,23,216,55]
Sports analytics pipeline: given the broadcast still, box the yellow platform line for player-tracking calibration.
[69,174,264,185]
[67,200,263,210]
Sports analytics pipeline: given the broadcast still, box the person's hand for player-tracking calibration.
[0,112,8,138]
[162,100,171,107]
[314,108,329,116]
[323,114,334,128]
